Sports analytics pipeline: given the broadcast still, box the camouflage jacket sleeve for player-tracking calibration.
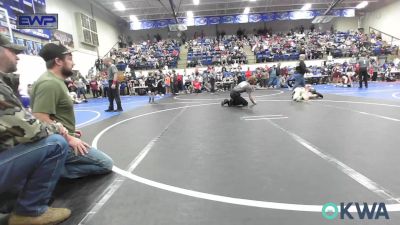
[0,80,60,151]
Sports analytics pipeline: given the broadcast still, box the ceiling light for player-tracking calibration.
[301,3,312,10]
[249,0,256,2]
[187,11,194,18]
[355,1,368,9]
[114,2,126,11]
[193,0,200,5]
[130,15,138,22]
[243,7,250,14]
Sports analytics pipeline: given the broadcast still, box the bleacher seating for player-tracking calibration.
[107,31,398,71]
[110,40,180,71]
[251,31,397,63]
[186,36,248,67]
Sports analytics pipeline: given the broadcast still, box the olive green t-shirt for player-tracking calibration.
[107,64,118,81]
[31,71,76,133]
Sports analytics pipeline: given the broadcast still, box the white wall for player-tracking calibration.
[362,0,400,39]
[125,17,359,42]
[43,0,121,76]
[333,17,359,32]
[46,0,120,57]
[17,55,47,95]
[16,0,121,93]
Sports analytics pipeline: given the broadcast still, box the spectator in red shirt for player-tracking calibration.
[89,79,99,98]
[172,49,179,57]
[245,67,252,79]
[368,66,374,78]
[193,78,202,93]
[177,72,183,92]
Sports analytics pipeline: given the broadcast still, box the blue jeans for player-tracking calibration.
[293,73,305,89]
[62,146,113,179]
[287,74,295,88]
[0,135,68,216]
[268,76,280,87]
[76,87,86,99]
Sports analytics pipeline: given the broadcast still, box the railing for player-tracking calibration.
[369,27,400,47]
[101,41,121,59]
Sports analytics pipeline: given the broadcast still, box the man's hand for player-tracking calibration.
[67,136,90,156]
[249,94,256,105]
[111,84,116,89]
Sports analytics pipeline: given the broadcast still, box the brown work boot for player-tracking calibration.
[8,207,71,225]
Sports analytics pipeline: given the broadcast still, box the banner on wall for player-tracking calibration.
[156,20,170,28]
[12,36,43,55]
[1,0,51,39]
[130,9,355,30]
[248,14,262,23]
[15,28,51,39]
[207,16,221,25]
[289,11,315,20]
[234,15,248,24]
[51,30,74,48]
[261,13,275,22]
[195,17,207,26]
[1,0,46,19]
[274,12,290,21]
[221,15,235,24]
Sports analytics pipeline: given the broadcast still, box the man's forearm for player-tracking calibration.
[33,112,54,124]
[33,112,74,141]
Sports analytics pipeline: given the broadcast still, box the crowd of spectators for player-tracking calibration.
[186,36,248,67]
[64,54,400,104]
[102,29,398,74]
[108,39,180,71]
[251,30,398,63]
[76,28,400,101]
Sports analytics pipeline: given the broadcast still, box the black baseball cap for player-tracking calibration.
[39,43,72,61]
[0,34,25,54]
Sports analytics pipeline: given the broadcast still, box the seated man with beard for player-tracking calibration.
[30,43,113,179]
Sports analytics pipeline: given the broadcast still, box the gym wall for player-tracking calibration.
[17,0,122,91]
[362,0,400,40]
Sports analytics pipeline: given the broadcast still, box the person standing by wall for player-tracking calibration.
[209,70,216,93]
[268,65,278,88]
[276,62,281,87]
[177,70,183,93]
[164,73,171,94]
[90,78,99,98]
[74,78,87,102]
[172,70,179,95]
[101,76,109,98]
[103,58,123,112]
[145,72,156,103]
[245,67,252,79]
[372,60,379,81]
[358,53,369,88]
